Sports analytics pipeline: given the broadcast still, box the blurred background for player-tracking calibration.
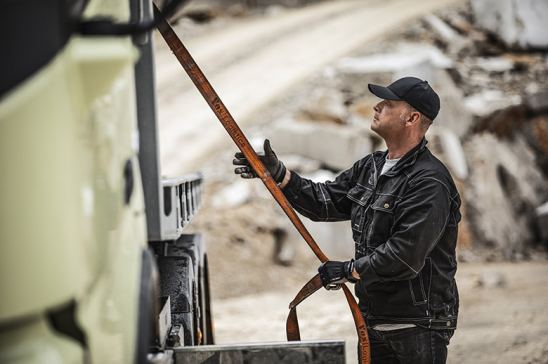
[153,0,548,362]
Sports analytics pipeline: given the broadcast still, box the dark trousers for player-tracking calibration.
[365,326,453,364]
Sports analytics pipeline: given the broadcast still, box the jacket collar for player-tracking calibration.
[380,138,428,177]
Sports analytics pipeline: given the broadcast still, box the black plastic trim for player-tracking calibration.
[0,0,87,98]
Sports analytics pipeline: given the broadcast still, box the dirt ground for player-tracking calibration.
[208,261,548,363]
[187,165,548,363]
[155,1,548,362]
[189,172,548,363]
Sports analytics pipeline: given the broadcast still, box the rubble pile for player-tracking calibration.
[422,1,548,259]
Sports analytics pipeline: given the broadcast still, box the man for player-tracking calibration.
[233,77,461,363]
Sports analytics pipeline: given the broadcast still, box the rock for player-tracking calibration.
[475,271,507,288]
[525,90,548,114]
[523,116,548,175]
[270,118,374,171]
[471,0,548,50]
[298,88,348,124]
[536,202,548,244]
[464,90,521,118]
[303,169,336,183]
[464,133,546,258]
[393,58,437,86]
[336,43,452,75]
[272,228,294,266]
[427,126,468,180]
[289,169,354,258]
[211,181,252,208]
[423,14,468,54]
[180,3,219,23]
[432,70,474,138]
[470,103,526,139]
[423,14,461,44]
[474,57,515,73]
[282,154,322,174]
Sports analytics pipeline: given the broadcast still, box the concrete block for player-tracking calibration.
[337,43,452,75]
[471,0,548,50]
[430,70,474,139]
[464,133,545,258]
[299,219,355,259]
[286,169,355,258]
[427,126,468,180]
[211,181,252,208]
[299,88,348,124]
[270,118,373,171]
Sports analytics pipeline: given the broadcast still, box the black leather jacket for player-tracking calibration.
[282,139,461,330]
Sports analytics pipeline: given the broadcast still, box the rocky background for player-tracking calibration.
[165,0,548,362]
[184,0,548,297]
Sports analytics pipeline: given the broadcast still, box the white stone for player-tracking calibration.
[283,169,355,258]
[303,169,337,183]
[423,14,461,44]
[428,70,473,139]
[475,271,507,288]
[427,126,468,180]
[281,154,322,174]
[212,180,252,208]
[299,88,348,124]
[471,0,548,49]
[464,134,545,258]
[475,57,515,73]
[270,118,373,171]
[336,43,452,75]
[537,201,548,216]
[464,90,521,117]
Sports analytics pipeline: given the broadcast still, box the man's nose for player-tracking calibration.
[373,102,381,113]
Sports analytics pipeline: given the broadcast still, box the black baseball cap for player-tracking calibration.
[368,77,440,121]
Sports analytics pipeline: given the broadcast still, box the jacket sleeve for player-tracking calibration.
[282,158,367,222]
[354,176,453,286]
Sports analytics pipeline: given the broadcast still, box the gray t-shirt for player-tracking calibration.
[381,156,401,175]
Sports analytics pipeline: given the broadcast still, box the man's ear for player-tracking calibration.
[406,111,421,126]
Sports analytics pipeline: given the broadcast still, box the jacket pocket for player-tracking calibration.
[409,272,427,305]
[366,195,397,247]
[347,185,373,243]
[409,258,431,306]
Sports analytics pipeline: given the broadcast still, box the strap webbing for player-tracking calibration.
[286,274,370,363]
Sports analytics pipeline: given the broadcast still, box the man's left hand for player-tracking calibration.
[318,259,359,290]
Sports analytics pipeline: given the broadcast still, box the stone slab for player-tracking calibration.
[270,119,373,171]
[471,0,548,50]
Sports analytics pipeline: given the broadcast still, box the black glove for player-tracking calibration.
[233,139,287,184]
[318,259,358,290]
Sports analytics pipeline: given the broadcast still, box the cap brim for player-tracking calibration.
[368,84,402,100]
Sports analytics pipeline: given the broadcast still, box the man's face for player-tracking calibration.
[371,99,410,139]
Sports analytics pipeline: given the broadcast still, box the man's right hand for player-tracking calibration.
[233,139,287,184]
